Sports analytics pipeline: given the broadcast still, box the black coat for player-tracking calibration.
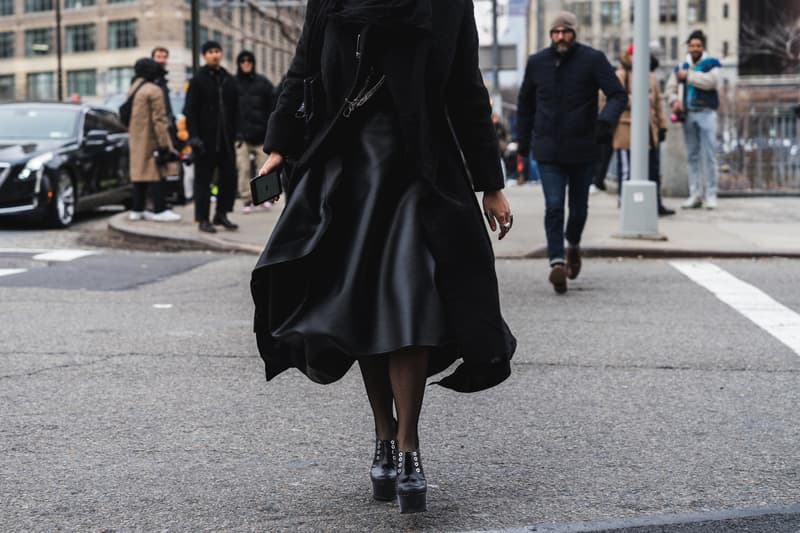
[253,0,516,392]
[516,43,627,165]
[235,71,275,145]
[184,65,239,154]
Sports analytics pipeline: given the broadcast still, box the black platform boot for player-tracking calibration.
[370,439,397,501]
[396,449,427,513]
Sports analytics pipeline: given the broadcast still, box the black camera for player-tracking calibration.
[153,147,180,165]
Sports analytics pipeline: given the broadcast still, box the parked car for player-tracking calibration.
[0,102,131,227]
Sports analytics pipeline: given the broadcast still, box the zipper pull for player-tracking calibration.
[355,33,362,59]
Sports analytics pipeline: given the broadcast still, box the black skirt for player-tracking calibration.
[252,101,461,385]
[252,84,516,391]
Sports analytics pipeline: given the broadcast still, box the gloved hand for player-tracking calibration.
[595,120,614,144]
[658,128,667,143]
[154,146,180,165]
[187,137,205,157]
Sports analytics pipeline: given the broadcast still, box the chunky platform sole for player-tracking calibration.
[398,491,427,513]
[371,477,397,501]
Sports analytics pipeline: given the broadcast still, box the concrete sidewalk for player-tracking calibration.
[108,184,800,258]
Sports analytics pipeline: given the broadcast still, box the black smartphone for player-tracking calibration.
[250,170,282,205]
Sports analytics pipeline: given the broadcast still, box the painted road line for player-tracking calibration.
[0,269,27,278]
[32,249,98,262]
[671,261,800,356]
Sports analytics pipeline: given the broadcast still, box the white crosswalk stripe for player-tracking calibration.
[672,261,800,356]
[0,248,100,280]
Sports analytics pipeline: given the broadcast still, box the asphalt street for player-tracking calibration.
[1,251,800,532]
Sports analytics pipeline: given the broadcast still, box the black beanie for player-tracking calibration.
[201,40,222,54]
[134,57,165,82]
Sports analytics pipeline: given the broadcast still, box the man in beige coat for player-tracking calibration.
[127,57,181,222]
[605,44,672,215]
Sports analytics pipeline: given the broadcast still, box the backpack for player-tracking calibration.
[119,80,149,128]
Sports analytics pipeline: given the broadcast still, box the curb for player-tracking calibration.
[109,213,800,260]
[107,213,262,255]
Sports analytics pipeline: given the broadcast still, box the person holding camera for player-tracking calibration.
[665,30,721,210]
[126,57,181,222]
[184,40,240,233]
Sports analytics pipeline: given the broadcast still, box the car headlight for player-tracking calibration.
[17,152,54,181]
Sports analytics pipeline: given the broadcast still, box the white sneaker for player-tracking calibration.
[150,209,182,222]
[681,196,702,209]
[259,201,273,210]
[128,211,145,221]
[704,198,718,210]
[589,184,599,194]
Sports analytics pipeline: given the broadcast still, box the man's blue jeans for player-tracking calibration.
[538,162,595,265]
[683,109,718,202]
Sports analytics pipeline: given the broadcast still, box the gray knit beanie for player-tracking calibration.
[550,11,578,34]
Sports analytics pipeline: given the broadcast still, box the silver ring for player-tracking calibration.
[502,222,512,229]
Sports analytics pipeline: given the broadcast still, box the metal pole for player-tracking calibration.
[536,0,543,51]
[492,0,500,91]
[55,0,63,101]
[629,0,649,182]
[617,0,662,239]
[191,0,200,75]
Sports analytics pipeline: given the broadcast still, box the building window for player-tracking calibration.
[567,2,592,26]
[65,0,96,7]
[26,72,55,100]
[199,26,209,46]
[225,34,233,63]
[25,28,53,56]
[688,0,706,23]
[659,0,678,23]
[0,31,13,58]
[0,0,13,16]
[184,20,192,49]
[66,24,95,53]
[24,0,52,12]
[67,69,96,97]
[108,66,134,95]
[658,36,667,60]
[600,1,621,26]
[0,74,14,101]
[723,3,729,19]
[213,30,222,47]
[108,20,137,49]
[670,36,678,60]
[107,0,134,3]
[722,41,729,57]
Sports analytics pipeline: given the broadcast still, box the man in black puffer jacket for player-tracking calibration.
[516,11,626,294]
[184,40,240,233]
[234,50,275,212]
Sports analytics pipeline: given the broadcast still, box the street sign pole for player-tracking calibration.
[55,0,63,101]
[191,0,200,76]
[617,0,664,240]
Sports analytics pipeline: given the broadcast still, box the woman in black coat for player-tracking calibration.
[252,0,516,513]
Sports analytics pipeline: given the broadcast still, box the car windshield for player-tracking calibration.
[0,107,79,140]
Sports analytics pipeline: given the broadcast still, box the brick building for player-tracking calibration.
[0,0,304,103]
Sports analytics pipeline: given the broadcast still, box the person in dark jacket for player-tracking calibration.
[151,46,177,145]
[234,50,275,213]
[516,11,626,294]
[184,40,239,233]
[251,0,515,513]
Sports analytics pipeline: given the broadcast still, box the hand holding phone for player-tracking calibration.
[254,152,284,203]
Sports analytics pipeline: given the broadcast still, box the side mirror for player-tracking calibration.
[84,129,109,146]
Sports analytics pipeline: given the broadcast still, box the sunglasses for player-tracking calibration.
[239,58,253,63]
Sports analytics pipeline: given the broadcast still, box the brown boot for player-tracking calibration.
[566,246,582,280]
[549,263,567,294]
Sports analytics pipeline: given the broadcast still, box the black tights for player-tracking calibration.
[358,348,428,452]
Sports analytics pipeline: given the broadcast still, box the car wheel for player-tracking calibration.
[47,169,76,228]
